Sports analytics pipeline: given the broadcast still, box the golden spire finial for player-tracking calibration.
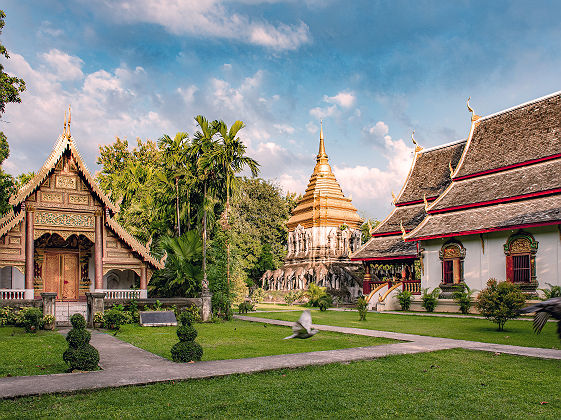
[449,160,454,178]
[320,119,324,140]
[318,120,326,158]
[423,193,429,211]
[467,97,480,122]
[411,130,423,152]
[400,220,406,239]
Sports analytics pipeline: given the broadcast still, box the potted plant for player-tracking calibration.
[42,314,55,330]
[93,312,104,329]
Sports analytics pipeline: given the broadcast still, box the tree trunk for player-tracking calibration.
[175,177,181,236]
[187,190,191,231]
[202,180,208,292]
[226,171,230,286]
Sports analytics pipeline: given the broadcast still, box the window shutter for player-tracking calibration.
[506,255,513,282]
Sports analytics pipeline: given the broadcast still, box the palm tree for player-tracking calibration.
[210,120,260,285]
[158,132,190,236]
[190,115,220,292]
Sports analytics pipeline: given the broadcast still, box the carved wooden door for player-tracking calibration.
[43,253,79,300]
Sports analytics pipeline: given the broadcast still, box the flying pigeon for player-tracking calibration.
[519,297,561,339]
[284,310,319,339]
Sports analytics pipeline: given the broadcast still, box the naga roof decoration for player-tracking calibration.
[9,134,119,214]
[351,139,466,261]
[286,125,362,230]
[0,209,24,240]
[407,91,561,241]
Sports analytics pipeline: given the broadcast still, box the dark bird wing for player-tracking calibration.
[533,311,551,334]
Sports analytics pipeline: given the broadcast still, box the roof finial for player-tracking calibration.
[320,119,324,140]
[423,193,429,211]
[400,220,406,239]
[391,191,397,204]
[411,130,422,152]
[467,97,480,122]
[67,105,71,138]
[318,120,327,158]
[449,160,454,178]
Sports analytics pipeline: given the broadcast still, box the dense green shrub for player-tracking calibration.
[421,288,440,313]
[396,290,412,311]
[0,306,17,326]
[356,296,368,321]
[284,290,303,305]
[171,307,203,363]
[22,307,43,333]
[103,309,125,330]
[476,278,526,331]
[318,295,332,311]
[238,301,254,314]
[63,314,99,371]
[452,282,476,314]
[540,283,561,300]
[184,305,202,323]
[251,288,266,303]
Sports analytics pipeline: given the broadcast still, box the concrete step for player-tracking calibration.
[55,302,88,326]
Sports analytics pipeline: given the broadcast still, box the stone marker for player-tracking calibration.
[140,311,177,327]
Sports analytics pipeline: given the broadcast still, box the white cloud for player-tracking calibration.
[309,104,337,119]
[324,91,356,108]
[41,49,84,81]
[306,121,318,134]
[365,121,389,138]
[101,0,311,51]
[273,123,295,134]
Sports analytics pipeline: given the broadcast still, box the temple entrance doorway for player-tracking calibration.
[44,252,79,301]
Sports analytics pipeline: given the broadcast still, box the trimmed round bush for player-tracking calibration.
[66,328,91,348]
[70,313,87,329]
[178,311,194,326]
[177,325,198,342]
[63,344,100,371]
[171,341,203,363]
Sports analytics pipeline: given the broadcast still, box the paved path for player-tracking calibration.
[1,317,560,399]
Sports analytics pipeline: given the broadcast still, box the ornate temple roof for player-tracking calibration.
[351,138,466,261]
[407,91,561,241]
[286,126,362,230]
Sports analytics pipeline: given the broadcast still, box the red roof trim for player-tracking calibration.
[395,196,438,207]
[453,153,561,181]
[351,255,418,262]
[407,220,561,242]
[372,231,402,237]
[429,188,561,214]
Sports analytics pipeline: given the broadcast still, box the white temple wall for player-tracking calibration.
[420,225,561,292]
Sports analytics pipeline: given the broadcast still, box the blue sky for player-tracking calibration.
[2,0,561,220]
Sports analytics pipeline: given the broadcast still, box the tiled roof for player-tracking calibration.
[373,204,426,234]
[350,235,417,260]
[396,140,466,204]
[407,194,561,240]
[430,158,561,212]
[0,210,24,239]
[454,92,561,179]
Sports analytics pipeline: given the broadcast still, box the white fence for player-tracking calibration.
[102,289,142,300]
[0,289,25,299]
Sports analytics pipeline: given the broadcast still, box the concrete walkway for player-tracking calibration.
[1,317,560,399]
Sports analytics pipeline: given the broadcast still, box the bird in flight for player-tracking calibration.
[284,310,319,339]
[519,297,561,339]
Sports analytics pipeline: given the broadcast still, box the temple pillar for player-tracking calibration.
[363,263,371,295]
[140,265,148,298]
[24,205,35,300]
[94,210,103,291]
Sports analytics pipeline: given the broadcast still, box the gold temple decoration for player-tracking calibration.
[449,160,454,178]
[411,130,423,153]
[400,220,406,239]
[423,193,429,212]
[391,191,397,204]
[367,220,373,235]
[286,125,362,230]
[467,97,481,122]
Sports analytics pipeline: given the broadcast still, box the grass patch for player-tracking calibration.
[255,303,307,311]
[246,310,561,349]
[1,349,560,419]
[112,319,394,360]
[0,327,68,377]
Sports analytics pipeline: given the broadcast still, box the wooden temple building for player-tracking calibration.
[353,91,561,308]
[0,117,163,302]
[261,125,364,299]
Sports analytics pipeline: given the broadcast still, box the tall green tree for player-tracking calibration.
[0,10,26,214]
[210,120,260,286]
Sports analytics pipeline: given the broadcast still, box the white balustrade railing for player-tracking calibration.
[102,289,141,300]
[0,289,25,300]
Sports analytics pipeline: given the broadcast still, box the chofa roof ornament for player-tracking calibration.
[467,97,481,122]
[411,130,423,153]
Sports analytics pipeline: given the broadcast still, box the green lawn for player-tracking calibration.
[0,327,68,377]
[245,310,561,349]
[112,319,395,361]
[255,303,307,311]
[1,349,559,419]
